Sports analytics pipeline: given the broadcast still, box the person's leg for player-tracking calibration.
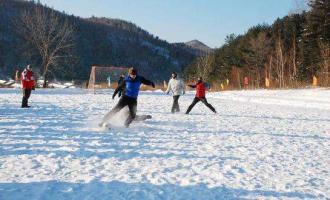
[25,89,31,106]
[100,97,127,125]
[125,99,137,127]
[200,97,216,113]
[171,96,176,113]
[185,97,200,114]
[174,95,180,112]
[22,89,31,107]
[22,89,27,107]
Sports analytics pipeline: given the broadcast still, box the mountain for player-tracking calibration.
[0,0,199,82]
[184,40,214,53]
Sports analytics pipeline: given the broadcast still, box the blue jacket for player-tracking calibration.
[113,75,154,99]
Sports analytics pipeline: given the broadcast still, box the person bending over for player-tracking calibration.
[100,67,155,127]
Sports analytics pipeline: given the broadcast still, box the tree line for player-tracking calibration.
[185,0,329,89]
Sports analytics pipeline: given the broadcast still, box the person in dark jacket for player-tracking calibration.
[113,74,125,98]
[100,67,155,127]
[21,65,35,108]
[185,77,216,114]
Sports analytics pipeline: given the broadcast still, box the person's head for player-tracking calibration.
[26,65,32,71]
[128,67,137,79]
[120,74,125,78]
[197,76,203,82]
[171,72,177,79]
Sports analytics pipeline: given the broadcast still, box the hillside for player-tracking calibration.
[185,40,214,53]
[0,0,198,82]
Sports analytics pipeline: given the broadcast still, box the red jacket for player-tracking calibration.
[21,69,35,89]
[189,81,206,97]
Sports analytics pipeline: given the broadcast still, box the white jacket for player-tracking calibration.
[165,78,185,96]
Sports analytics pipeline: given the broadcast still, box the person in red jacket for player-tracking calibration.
[185,77,216,114]
[21,65,35,108]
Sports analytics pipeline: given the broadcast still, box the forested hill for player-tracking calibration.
[0,0,198,82]
[185,0,329,88]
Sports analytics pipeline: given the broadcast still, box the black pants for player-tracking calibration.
[186,97,216,114]
[102,96,137,127]
[22,89,31,107]
[171,95,180,113]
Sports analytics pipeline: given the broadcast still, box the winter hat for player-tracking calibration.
[129,67,137,75]
[26,65,32,70]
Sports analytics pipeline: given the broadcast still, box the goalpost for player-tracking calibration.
[88,66,129,92]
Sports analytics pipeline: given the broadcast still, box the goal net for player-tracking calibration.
[88,66,129,91]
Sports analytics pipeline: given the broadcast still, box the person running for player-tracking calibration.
[21,65,35,108]
[165,72,185,113]
[185,77,216,114]
[100,67,155,127]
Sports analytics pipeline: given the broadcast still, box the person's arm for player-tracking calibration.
[165,79,171,94]
[141,76,155,88]
[112,80,126,99]
[188,84,196,88]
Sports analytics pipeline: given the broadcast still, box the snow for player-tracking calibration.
[0,88,329,200]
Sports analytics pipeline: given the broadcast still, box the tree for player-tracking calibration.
[303,0,330,85]
[194,53,215,81]
[18,5,75,87]
[243,32,270,87]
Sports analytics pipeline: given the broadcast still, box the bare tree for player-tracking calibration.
[195,53,215,80]
[18,5,75,87]
[275,36,286,88]
[287,35,298,86]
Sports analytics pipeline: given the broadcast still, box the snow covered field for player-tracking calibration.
[0,88,329,200]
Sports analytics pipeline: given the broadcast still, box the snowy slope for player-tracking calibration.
[0,88,329,200]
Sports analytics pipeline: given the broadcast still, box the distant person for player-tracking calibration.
[165,72,185,113]
[21,65,35,108]
[112,74,125,99]
[14,68,20,83]
[100,67,155,127]
[244,76,249,89]
[185,77,216,114]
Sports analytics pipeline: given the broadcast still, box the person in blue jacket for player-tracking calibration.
[100,67,155,127]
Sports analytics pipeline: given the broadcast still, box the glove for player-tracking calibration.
[151,82,155,88]
[112,95,115,100]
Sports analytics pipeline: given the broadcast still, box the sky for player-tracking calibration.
[39,0,305,48]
